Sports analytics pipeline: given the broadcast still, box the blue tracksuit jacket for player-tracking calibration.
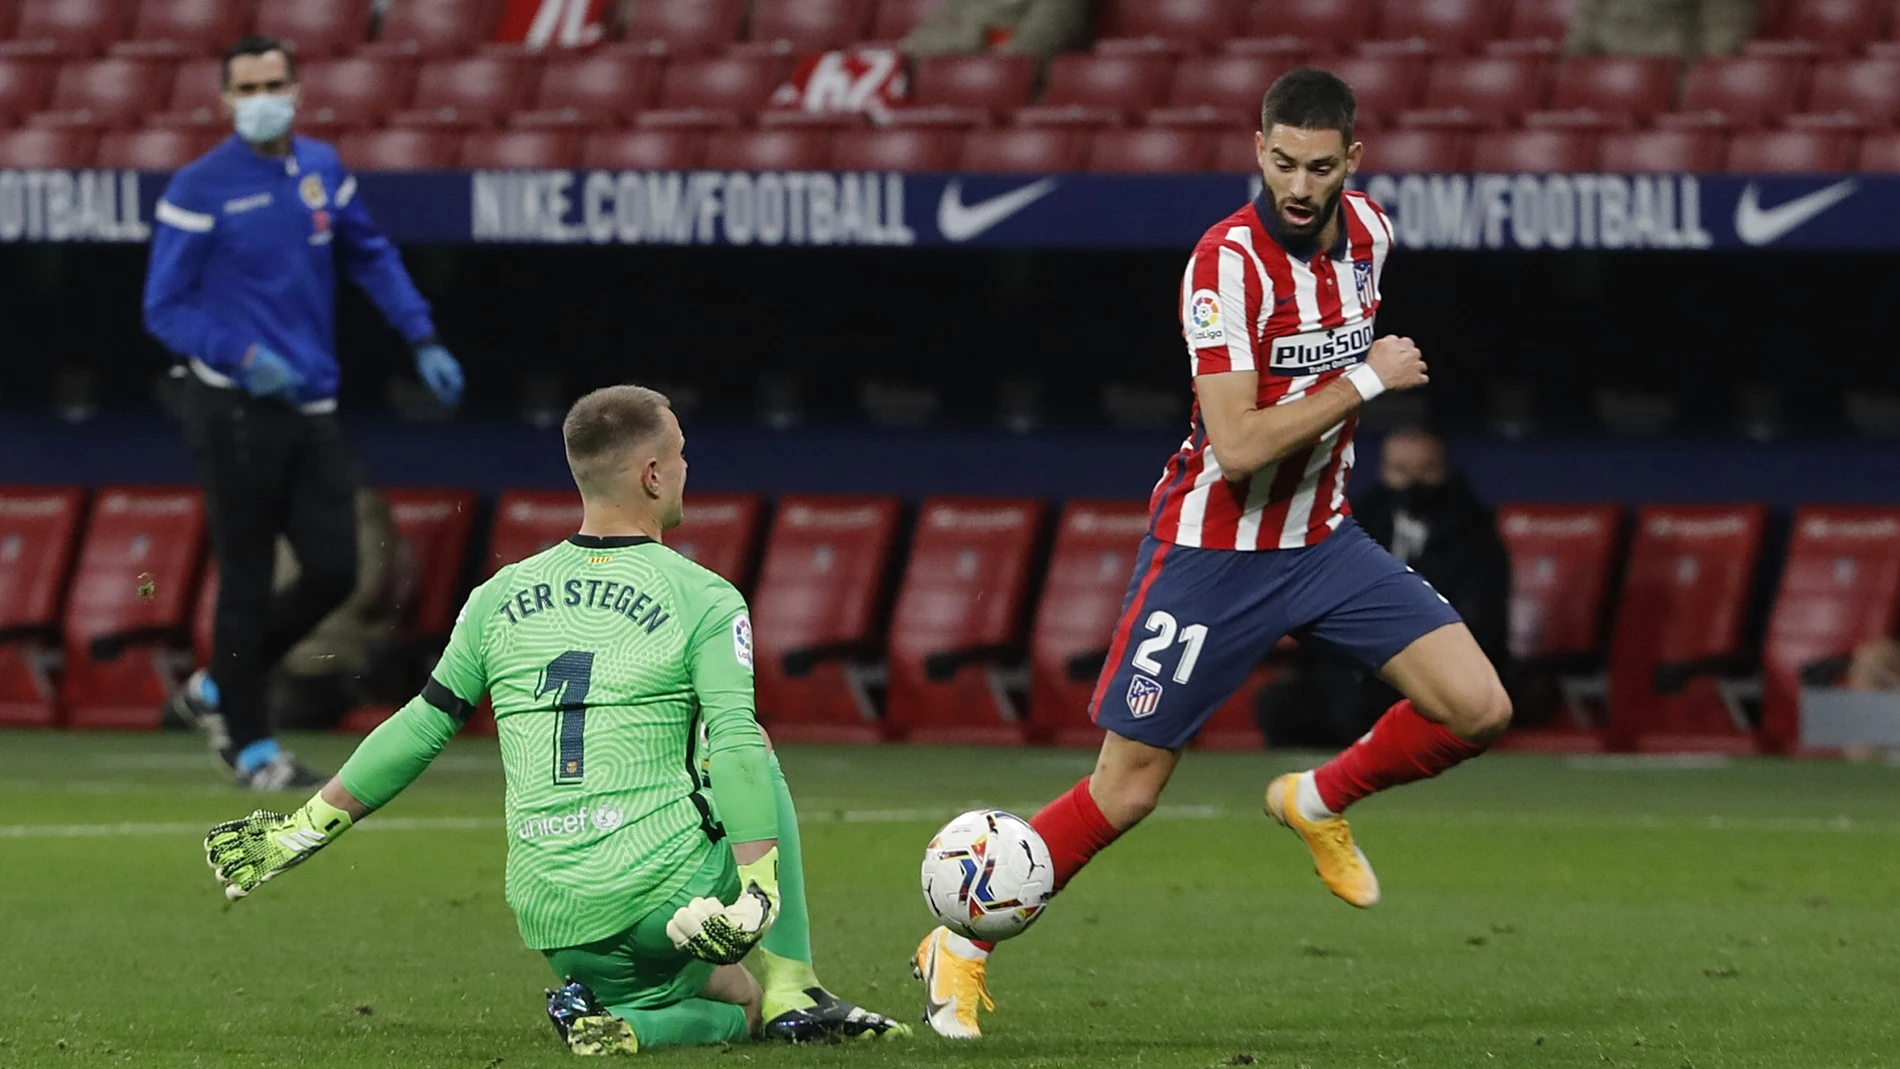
[142,134,436,410]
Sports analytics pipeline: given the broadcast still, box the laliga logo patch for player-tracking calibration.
[732,613,754,670]
[1186,288,1225,350]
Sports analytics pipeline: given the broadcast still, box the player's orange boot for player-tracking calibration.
[1265,772,1381,908]
[913,926,992,1039]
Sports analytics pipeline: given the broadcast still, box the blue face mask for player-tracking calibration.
[233,93,295,143]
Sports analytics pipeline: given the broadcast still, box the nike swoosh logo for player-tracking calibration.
[1734,179,1857,247]
[919,941,951,1020]
[937,178,1058,242]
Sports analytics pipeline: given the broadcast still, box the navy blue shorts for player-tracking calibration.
[1088,519,1464,749]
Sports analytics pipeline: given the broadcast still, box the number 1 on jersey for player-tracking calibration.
[538,650,595,785]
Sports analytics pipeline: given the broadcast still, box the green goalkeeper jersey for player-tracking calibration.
[403,534,768,950]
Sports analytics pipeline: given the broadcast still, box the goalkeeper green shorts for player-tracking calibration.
[543,846,740,1012]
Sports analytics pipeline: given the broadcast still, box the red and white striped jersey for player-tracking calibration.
[1148,190,1395,552]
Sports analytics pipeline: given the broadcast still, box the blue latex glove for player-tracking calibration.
[413,343,464,408]
[239,344,304,400]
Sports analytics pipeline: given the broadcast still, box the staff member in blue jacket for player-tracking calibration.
[143,35,464,790]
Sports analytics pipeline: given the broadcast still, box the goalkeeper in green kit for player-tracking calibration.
[204,385,906,1053]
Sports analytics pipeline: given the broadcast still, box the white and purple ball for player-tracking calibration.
[920,809,1055,942]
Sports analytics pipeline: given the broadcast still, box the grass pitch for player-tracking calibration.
[3,732,1899,1069]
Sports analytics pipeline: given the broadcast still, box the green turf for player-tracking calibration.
[3,732,1899,1068]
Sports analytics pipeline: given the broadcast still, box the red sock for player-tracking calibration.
[969,776,1121,954]
[1312,700,1488,813]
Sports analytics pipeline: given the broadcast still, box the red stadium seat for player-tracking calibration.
[745,0,874,52]
[1493,503,1623,748]
[1029,501,1148,747]
[37,59,176,127]
[1214,131,1260,171]
[391,56,539,128]
[1416,55,1551,125]
[883,104,994,128]
[751,495,902,744]
[581,127,706,168]
[1240,0,1375,50]
[1857,129,1900,170]
[1757,508,1900,754]
[1500,0,1580,45]
[254,0,372,57]
[633,108,746,129]
[62,487,205,731]
[1167,53,1306,120]
[656,56,785,112]
[703,128,832,169]
[1607,505,1768,753]
[670,494,765,592]
[620,0,747,56]
[1312,56,1425,124]
[1728,128,1852,172]
[382,489,476,640]
[522,55,660,126]
[1663,57,1811,129]
[1795,60,1900,127]
[884,498,1044,745]
[190,561,216,668]
[337,127,461,170]
[1761,0,1889,45]
[1470,128,1596,170]
[911,54,1036,111]
[1370,0,1506,50]
[299,57,418,126]
[1535,56,1677,127]
[110,0,254,59]
[0,57,51,123]
[0,486,84,727]
[151,57,224,126]
[1100,0,1246,49]
[1362,127,1471,170]
[0,0,132,58]
[1012,104,1128,129]
[868,0,939,41]
[960,127,1085,171]
[755,108,866,130]
[96,127,220,168]
[831,127,961,170]
[363,0,502,57]
[486,490,580,574]
[1088,127,1212,172]
[1597,128,1728,172]
[461,128,581,167]
[0,126,95,165]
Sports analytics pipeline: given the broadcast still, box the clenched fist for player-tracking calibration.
[1366,336,1429,392]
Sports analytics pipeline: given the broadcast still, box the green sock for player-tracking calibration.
[610,998,749,1050]
[760,752,820,1014]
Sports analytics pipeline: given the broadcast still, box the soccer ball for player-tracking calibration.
[920,809,1054,942]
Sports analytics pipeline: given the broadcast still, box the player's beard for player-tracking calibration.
[1268,182,1345,257]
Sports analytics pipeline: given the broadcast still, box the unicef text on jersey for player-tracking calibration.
[0,170,150,243]
[471,169,917,246]
[1351,173,1715,251]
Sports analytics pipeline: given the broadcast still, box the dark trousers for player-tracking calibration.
[180,379,358,753]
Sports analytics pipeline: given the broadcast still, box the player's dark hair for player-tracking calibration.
[222,35,297,88]
[563,385,675,493]
[1260,68,1356,143]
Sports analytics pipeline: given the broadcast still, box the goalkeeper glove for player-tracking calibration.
[204,793,354,901]
[238,344,303,400]
[665,847,780,965]
[413,340,464,408]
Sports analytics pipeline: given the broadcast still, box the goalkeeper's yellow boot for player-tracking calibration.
[1266,772,1381,908]
[546,980,639,1056]
[913,927,992,1039]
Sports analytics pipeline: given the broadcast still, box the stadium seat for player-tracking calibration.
[0,126,95,166]
[485,490,580,574]
[36,59,176,128]
[1028,500,1149,747]
[744,0,875,52]
[960,127,1085,171]
[0,486,84,727]
[362,0,503,57]
[1369,0,1507,51]
[619,0,747,56]
[1793,59,1900,128]
[1759,0,1889,47]
[1311,56,1425,125]
[669,494,766,592]
[1499,0,1580,47]
[703,128,832,170]
[0,0,131,58]
[1662,57,1811,129]
[381,489,477,642]
[831,127,961,170]
[95,127,221,168]
[149,56,223,126]
[883,105,994,128]
[656,56,785,112]
[581,127,706,168]
[391,56,539,128]
[337,127,461,170]
[1012,104,1127,129]
[0,57,50,123]
[751,495,902,744]
[1534,56,1678,128]
[1470,128,1597,171]
[519,55,660,127]
[1597,129,1727,172]
[867,0,938,41]
[1494,503,1623,749]
[1857,129,1900,170]
[1087,127,1213,172]
[253,0,374,58]
[1240,0,1376,50]
[1727,128,1853,172]
[755,108,866,130]
[1607,505,1768,753]
[911,54,1036,112]
[1038,53,1174,118]
[1756,508,1900,754]
[61,487,205,731]
[1213,131,1260,171]
[1361,127,1471,171]
[461,128,581,167]
[1100,0,1247,50]
[1167,53,1306,121]
[633,108,746,130]
[110,0,254,59]
[298,57,418,127]
[190,560,215,668]
[1414,56,1551,126]
[883,498,1043,745]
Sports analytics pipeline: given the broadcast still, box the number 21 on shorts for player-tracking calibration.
[1130,611,1208,684]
